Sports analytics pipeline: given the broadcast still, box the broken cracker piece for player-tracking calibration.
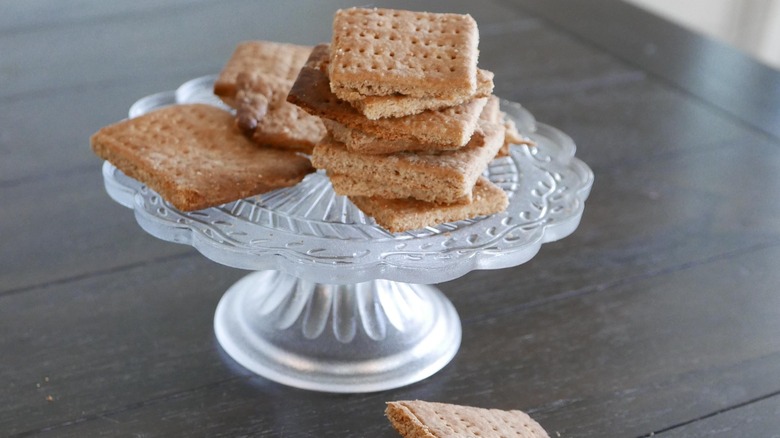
[214,40,313,107]
[234,73,326,153]
[322,119,471,155]
[480,96,534,157]
[385,400,550,438]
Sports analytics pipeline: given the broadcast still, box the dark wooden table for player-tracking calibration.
[4,1,780,436]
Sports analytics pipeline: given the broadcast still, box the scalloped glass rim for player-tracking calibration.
[104,75,594,285]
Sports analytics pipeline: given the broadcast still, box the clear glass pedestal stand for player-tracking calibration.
[101,76,593,392]
[214,272,460,392]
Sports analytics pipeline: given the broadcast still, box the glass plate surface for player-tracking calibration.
[104,75,594,285]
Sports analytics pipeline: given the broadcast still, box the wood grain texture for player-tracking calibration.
[508,0,780,140]
[8,245,780,436]
[660,395,780,437]
[3,0,780,436]
[0,257,245,435]
[0,169,192,294]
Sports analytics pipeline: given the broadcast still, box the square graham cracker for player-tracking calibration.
[288,44,486,148]
[313,120,506,204]
[233,73,325,154]
[90,104,314,211]
[350,68,494,120]
[329,8,479,101]
[349,177,508,233]
[320,94,513,155]
[214,40,313,107]
[321,119,470,155]
[385,400,550,438]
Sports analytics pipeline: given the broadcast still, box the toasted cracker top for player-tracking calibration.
[329,8,479,100]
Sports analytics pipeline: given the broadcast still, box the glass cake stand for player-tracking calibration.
[101,75,594,393]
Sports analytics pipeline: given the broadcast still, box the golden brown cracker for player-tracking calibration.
[385,400,550,438]
[329,8,479,100]
[480,96,534,157]
[90,104,314,211]
[350,177,508,233]
[322,119,471,155]
[288,44,486,147]
[214,40,312,106]
[234,74,326,153]
[251,102,326,154]
[312,120,505,204]
[349,69,494,120]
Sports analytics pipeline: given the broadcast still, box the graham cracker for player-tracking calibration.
[480,96,533,157]
[480,95,502,125]
[329,8,479,101]
[500,114,527,156]
[90,104,314,211]
[234,73,326,154]
[385,400,550,438]
[214,40,312,107]
[322,119,470,155]
[288,44,486,147]
[349,177,508,233]
[320,95,517,155]
[349,68,494,120]
[250,102,326,154]
[313,120,505,204]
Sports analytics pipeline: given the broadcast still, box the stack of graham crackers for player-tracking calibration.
[288,7,530,233]
[91,8,530,231]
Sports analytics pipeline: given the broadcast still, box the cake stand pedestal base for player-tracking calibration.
[213,270,462,393]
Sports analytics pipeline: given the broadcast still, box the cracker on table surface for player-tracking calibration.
[385,400,550,438]
[313,120,505,204]
[90,104,314,211]
[288,44,486,147]
[214,40,312,106]
[329,7,479,101]
[349,177,508,233]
